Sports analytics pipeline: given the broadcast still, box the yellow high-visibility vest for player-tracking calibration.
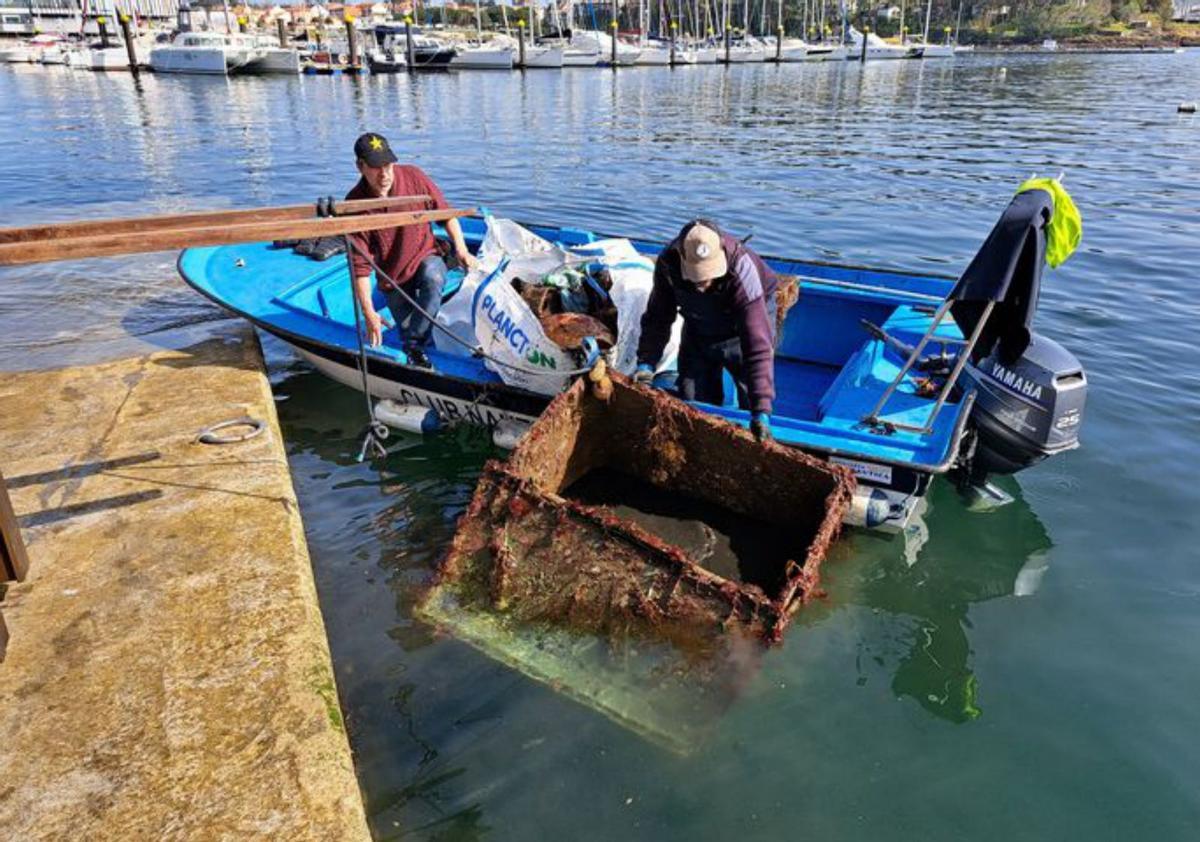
[1017,177,1082,269]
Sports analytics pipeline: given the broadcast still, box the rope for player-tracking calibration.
[197,417,266,445]
[343,234,389,462]
[343,236,594,379]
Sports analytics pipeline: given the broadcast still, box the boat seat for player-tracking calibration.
[816,305,964,424]
[817,338,938,428]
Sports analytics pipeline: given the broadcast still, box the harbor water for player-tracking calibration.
[3,52,1199,839]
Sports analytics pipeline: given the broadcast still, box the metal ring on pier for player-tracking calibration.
[197,417,266,446]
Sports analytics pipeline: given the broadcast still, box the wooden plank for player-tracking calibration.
[0,470,30,583]
[0,195,434,245]
[0,608,8,663]
[0,207,475,267]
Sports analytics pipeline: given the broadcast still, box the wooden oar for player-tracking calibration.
[0,207,475,267]
[0,195,435,246]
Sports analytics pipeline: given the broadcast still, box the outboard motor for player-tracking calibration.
[961,333,1087,479]
[945,183,1087,496]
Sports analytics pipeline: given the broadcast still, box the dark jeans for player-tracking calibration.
[385,254,446,350]
[677,330,751,410]
[676,291,777,409]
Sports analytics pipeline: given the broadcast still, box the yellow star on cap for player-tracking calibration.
[368,136,383,151]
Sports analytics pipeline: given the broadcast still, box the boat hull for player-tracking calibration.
[450,47,515,69]
[245,48,301,74]
[176,224,970,535]
[285,333,925,531]
[562,49,600,66]
[635,46,672,65]
[920,43,956,58]
[149,47,230,75]
[777,42,809,62]
[725,47,766,63]
[0,46,37,63]
[522,45,564,68]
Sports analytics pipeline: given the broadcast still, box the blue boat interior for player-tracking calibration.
[178,215,972,471]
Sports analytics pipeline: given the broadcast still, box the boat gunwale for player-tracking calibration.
[176,221,970,476]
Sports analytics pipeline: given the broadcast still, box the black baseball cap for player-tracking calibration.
[353,132,398,167]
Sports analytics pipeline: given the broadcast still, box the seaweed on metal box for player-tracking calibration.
[418,374,854,751]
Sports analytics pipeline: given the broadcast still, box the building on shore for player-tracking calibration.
[0,0,181,37]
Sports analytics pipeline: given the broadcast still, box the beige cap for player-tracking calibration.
[680,223,728,283]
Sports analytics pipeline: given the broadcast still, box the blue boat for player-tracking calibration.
[178,204,1088,533]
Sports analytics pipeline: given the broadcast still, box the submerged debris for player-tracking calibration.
[431,375,852,642]
[420,375,854,748]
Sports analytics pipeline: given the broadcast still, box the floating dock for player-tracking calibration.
[0,322,370,840]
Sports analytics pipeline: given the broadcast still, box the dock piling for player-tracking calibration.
[0,466,21,663]
[670,21,677,65]
[610,17,618,68]
[345,17,358,69]
[0,471,29,586]
[97,16,110,49]
[118,14,139,76]
[724,27,731,63]
[518,19,526,69]
[860,24,869,62]
[776,25,782,62]
[237,15,247,34]
[404,16,415,71]
[276,17,286,47]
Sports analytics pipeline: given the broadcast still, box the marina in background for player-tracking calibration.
[1,0,1192,74]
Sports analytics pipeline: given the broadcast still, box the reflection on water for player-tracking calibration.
[5,53,1200,840]
[813,481,1054,724]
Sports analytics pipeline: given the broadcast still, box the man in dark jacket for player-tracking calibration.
[634,220,778,442]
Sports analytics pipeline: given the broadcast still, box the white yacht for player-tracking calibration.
[450,40,515,70]
[553,30,605,66]
[847,28,920,60]
[916,42,955,58]
[634,41,672,65]
[802,41,848,61]
[39,36,76,65]
[578,30,638,65]
[149,31,260,75]
[0,32,69,63]
[776,38,810,62]
[523,44,564,68]
[63,29,158,71]
[725,38,768,63]
[244,35,301,74]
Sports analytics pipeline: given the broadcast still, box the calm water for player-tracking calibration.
[3,53,1200,839]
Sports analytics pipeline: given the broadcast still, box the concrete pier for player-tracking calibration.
[0,322,370,840]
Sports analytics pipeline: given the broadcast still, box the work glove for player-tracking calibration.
[633,364,655,385]
[751,412,772,443]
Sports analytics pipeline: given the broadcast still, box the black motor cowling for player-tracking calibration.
[960,333,1087,477]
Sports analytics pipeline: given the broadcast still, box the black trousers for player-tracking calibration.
[676,329,752,410]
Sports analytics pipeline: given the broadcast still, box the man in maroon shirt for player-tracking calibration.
[345,132,475,367]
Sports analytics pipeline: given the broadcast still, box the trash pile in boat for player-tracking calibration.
[435,218,682,395]
[418,371,854,750]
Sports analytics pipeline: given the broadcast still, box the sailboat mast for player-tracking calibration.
[474,0,482,39]
[954,1,963,44]
[922,0,932,43]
